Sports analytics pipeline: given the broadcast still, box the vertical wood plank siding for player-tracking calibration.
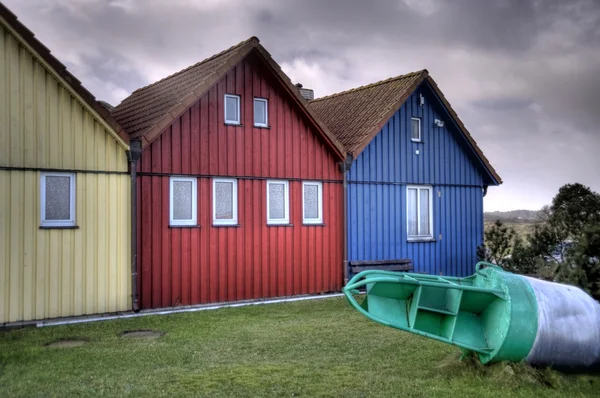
[137,55,344,309]
[0,23,130,323]
[348,87,485,277]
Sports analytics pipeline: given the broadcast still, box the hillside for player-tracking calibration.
[484,209,541,223]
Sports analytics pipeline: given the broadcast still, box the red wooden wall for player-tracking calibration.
[136,54,344,309]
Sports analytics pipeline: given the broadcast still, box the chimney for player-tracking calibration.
[295,83,314,101]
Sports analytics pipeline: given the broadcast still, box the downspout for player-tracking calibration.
[126,139,142,312]
[340,155,353,285]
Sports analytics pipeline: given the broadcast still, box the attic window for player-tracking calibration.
[224,94,241,125]
[411,118,421,142]
[254,98,268,127]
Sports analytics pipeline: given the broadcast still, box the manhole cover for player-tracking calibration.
[46,339,87,348]
[121,330,164,339]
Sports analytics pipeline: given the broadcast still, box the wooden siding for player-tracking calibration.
[137,55,344,308]
[348,184,483,277]
[0,23,126,170]
[348,86,485,276]
[0,22,131,323]
[139,54,341,181]
[138,178,343,308]
[349,88,483,186]
[0,171,130,323]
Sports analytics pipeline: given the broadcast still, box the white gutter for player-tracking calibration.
[35,293,345,328]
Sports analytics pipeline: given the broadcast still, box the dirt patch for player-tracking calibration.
[120,330,164,339]
[46,339,87,348]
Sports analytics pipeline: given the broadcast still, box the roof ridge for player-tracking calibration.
[129,36,259,95]
[309,69,428,103]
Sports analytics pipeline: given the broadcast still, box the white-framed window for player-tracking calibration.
[411,117,421,142]
[213,178,238,225]
[224,94,241,125]
[40,172,76,227]
[407,185,433,240]
[302,181,323,224]
[169,176,197,226]
[254,98,268,127]
[266,180,289,225]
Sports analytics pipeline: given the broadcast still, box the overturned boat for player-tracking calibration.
[342,262,600,367]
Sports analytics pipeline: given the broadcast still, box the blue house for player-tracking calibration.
[310,70,501,280]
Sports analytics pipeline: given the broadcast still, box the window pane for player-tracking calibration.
[269,183,285,219]
[45,176,71,220]
[215,181,234,220]
[304,184,319,219]
[254,100,266,125]
[407,188,418,236]
[173,181,193,220]
[226,96,239,122]
[419,189,430,236]
[412,118,420,140]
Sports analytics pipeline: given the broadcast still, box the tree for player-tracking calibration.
[478,220,515,265]
[550,183,600,239]
[557,224,600,299]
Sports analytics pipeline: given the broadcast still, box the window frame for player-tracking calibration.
[302,181,323,224]
[406,185,433,240]
[40,172,76,227]
[224,94,241,125]
[253,97,268,127]
[212,178,238,226]
[411,117,422,142]
[169,176,198,226]
[266,180,290,225]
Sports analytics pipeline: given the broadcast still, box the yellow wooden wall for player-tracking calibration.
[0,19,131,323]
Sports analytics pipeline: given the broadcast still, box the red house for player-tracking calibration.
[112,37,346,309]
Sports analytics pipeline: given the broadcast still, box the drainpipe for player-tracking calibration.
[126,139,142,312]
[340,155,353,285]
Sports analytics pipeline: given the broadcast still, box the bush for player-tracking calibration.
[480,184,600,294]
[556,225,600,299]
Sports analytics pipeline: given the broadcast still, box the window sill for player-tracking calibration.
[407,237,436,243]
[39,225,79,230]
[212,224,241,228]
[169,225,201,229]
[224,122,243,127]
[267,223,294,227]
[303,223,326,227]
[254,125,270,129]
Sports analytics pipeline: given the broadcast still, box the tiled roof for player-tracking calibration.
[112,37,346,158]
[310,70,502,184]
[112,37,257,142]
[0,3,129,146]
[310,70,426,157]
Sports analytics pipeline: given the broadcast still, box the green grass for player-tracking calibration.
[1,297,598,397]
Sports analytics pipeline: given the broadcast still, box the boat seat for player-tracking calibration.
[349,259,413,274]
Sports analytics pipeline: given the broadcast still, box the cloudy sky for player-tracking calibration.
[5,0,599,211]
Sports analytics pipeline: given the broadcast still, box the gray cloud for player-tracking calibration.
[4,0,599,210]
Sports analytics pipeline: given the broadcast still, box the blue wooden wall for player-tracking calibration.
[347,82,486,277]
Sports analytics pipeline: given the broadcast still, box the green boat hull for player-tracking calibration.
[342,263,538,364]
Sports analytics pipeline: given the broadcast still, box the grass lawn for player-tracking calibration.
[1,297,598,397]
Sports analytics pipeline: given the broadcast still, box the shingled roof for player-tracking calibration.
[0,3,129,146]
[309,70,502,184]
[112,37,346,158]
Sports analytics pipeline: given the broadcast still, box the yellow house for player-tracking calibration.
[0,4,134,324]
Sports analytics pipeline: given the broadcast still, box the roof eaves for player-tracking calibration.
[136,41,256,147]
[253,45,347,160]
[424,76,502,185]
[310,69,428,105]
[0,3,130,147]
[349,71,428,158]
